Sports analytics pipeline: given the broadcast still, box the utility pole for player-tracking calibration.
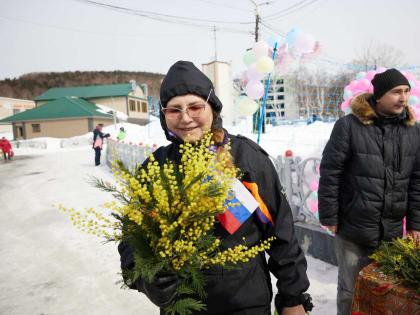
[249,1,273,42]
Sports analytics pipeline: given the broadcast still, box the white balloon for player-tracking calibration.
[252,41,269,59]
[238,97,259,116]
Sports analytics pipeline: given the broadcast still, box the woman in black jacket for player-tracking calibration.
[118,61,311,315]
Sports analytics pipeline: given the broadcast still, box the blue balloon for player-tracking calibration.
[409,95,419,106]
[345,107,352,115]
[356,72,366,80]
[343,90,353,100]
[286,28,304,47]
[267,35,285,48]
[315,212,319,220]
[409,80,415,88]
[310,191,318,201]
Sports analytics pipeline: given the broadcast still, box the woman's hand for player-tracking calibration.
[281,304,306,315]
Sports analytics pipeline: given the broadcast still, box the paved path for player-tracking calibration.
[0,148,158,315]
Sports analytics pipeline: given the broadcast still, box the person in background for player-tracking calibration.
[117,127,126,141]
[118,61,313,315]
[318,68,420,315]
[93,124,110,166]
[0,137,12,161]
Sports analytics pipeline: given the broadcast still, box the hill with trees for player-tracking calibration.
[0,70,165,100]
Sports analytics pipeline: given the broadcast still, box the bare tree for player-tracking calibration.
[353,41,406,70]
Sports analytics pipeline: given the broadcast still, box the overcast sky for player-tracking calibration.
[1,0,419,80]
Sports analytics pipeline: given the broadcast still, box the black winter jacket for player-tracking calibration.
[319,93,420,248]
[118,132,310,314]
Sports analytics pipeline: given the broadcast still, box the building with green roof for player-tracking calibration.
[34,81,149,125]
[0,97,113,140]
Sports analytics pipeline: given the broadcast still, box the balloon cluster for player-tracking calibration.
[236,29,321,116]
[341,68,420,120]
[308,164,333,235]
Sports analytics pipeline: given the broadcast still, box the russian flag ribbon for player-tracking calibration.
[216,179,274,234]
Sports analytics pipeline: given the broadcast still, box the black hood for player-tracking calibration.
[159,61,223,142]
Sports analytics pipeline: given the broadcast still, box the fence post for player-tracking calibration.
[284,150,293,204]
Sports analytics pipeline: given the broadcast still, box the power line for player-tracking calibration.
[263,0,320,21]
[194,0,250,12]
[263,0,310,19]
[74,0,254,25]
[0,15,161,37]
[259,19,285,36]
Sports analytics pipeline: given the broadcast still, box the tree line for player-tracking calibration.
[0,70,165,100]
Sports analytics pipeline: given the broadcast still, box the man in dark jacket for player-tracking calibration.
[118,61,312,314]
[318,68,420,315]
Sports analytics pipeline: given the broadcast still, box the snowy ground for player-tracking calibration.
[0,122,337,315]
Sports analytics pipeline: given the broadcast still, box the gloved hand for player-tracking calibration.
[135,274,180,308]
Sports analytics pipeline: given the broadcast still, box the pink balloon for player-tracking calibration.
[368,84,374,93]
[246,80,264,99]
[275,52,295,74]
[411,86,420,97]
[352,89,364,96]
[294,33,316,53]
[344,85,352,92]
[348,80,359,90]
[310,180,319,191]
[365,70,376,81]
[300,41,322,64]
[405,73,415,81]
[309,200,318,213]
[357,79,371,90]
[413,107,420,120]
[247,63,263,81]
[376,67,387,74]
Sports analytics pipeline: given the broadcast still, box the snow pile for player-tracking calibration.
[1,119,335,159]
[96,103,128,121]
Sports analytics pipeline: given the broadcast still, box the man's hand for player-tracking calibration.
[281,305,305,315]
[326,225,337,235]
[407,230,420,245]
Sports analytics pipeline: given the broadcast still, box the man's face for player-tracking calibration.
[376,85,410,115]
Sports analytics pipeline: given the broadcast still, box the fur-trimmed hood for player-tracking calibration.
[350,93,416,126]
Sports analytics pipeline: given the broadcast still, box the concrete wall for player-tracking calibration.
[0,97,36,133]
[202,61,234,125]
[13,117,113,140]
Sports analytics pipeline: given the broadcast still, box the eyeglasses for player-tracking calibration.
[161,89,213,120]
[162,103,207,120]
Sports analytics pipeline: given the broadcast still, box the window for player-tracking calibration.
[280,103,284,109]
[32,123,41,133]
[13,109,20,115]
[129,99,136,111]
[136,101,141,112]
[277,95,284,100]
[141,102,147,113]
[281,111,285,117]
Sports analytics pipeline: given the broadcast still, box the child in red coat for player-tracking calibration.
[0,137,12,160]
